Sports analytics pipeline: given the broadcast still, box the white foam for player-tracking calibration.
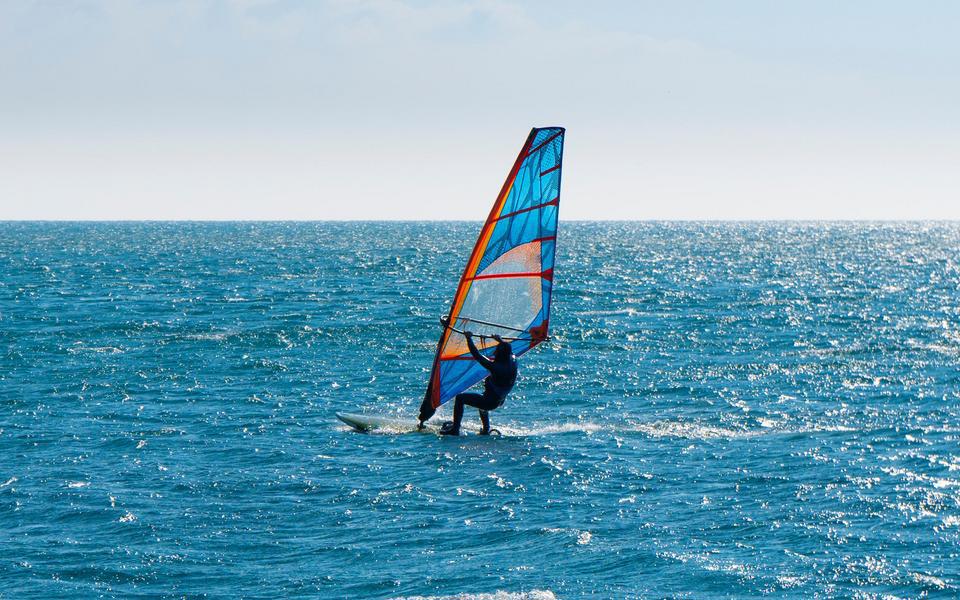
[347,416,866,441]
[181,332,229,341]
[67,345,123,354]
[628,421,755,439]
[503,418,799,440]
[389,591,556,600]
[515,422,603,436]
[913,572,950,590]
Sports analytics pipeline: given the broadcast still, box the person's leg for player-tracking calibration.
[441,393,484,435]
[468,392,501,435]
[479,410,490,435]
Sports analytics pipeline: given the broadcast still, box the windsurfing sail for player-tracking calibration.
[418,127,565,423]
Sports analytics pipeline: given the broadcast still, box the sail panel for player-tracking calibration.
[478,134,563,273]
[419,127,565,421]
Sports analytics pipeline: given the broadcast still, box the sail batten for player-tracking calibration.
[418,127,565,423]
[457,316,528,333]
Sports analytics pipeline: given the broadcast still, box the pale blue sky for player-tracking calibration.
[1,1,958,219]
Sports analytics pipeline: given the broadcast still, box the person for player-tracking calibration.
[439,331,517,436]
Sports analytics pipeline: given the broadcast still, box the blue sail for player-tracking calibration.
[419,127,565,422]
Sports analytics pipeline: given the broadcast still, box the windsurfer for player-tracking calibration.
[439,331,517,436]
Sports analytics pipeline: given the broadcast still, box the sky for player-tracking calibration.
[1,0,958,220]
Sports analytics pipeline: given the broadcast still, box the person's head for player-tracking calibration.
[494,340,513,362]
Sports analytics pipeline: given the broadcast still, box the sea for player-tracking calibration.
[2,222,959,599]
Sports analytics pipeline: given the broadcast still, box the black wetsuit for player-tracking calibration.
[447,336,517,434]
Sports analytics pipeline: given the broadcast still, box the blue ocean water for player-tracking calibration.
[2,222,959,599]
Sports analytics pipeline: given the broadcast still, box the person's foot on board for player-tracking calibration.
[439,421,459,436]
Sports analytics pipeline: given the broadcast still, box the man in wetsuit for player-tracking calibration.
[439,331,517,436]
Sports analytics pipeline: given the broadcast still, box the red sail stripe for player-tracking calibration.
[494,198,559,222]
[540,164,561,176]
[467,268,553,282]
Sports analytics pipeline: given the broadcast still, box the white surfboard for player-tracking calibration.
[336,412,498,436]
[336,412,436,434]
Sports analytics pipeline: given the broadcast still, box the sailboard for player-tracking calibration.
[336,412,436,434]
[418,126,565,424]
[336,412,493,435]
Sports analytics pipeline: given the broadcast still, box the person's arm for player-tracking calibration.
[464,332,494,370]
